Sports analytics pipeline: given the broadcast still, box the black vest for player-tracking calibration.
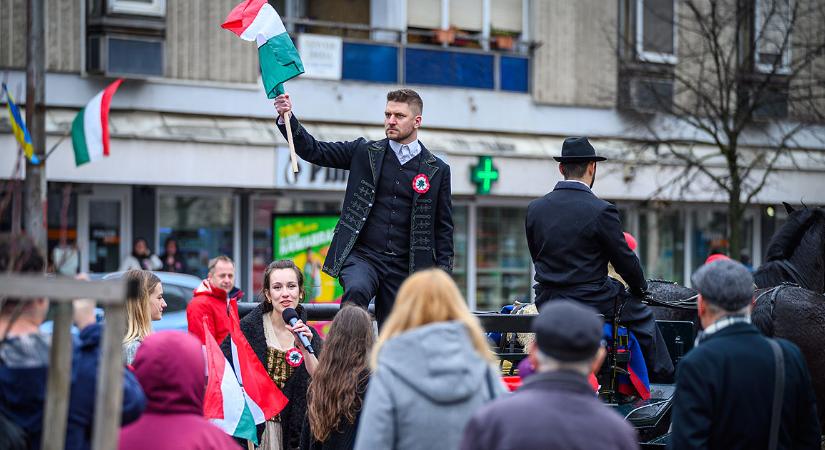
[357,149,421,256]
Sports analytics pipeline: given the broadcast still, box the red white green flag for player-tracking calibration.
[71,79,122,166]
[221,0,304,98]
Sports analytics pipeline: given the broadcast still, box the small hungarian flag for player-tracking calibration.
[71,79,122,166]
[203,317,259,444]
[221,0,304,98]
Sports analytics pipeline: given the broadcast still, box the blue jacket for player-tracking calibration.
[0,324,145,450]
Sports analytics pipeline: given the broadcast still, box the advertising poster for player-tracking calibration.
[272,214,343,335]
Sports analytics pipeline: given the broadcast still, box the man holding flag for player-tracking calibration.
[274,90,454,328]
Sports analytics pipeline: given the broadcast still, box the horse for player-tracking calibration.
[751,204,825,433]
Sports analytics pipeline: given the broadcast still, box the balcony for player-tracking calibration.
[287,19,530,93]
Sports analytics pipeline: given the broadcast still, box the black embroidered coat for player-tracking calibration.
[277,115,454,276]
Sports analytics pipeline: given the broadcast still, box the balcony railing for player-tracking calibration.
[284,18,531,93]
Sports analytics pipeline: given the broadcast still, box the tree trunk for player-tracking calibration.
[728,191,744,261]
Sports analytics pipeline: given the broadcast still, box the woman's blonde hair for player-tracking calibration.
[123,270,160,343]
[371,269,493,368]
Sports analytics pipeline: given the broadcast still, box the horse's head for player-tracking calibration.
[756,205,825,293]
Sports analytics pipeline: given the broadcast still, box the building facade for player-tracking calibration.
[2,0,824,310]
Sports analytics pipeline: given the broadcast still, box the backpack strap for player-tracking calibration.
[767,339,785,450]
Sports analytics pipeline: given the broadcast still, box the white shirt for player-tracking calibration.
[563,179,592,190]
[388,139,422,165]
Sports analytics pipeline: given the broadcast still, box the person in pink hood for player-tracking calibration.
[119,331,237,450]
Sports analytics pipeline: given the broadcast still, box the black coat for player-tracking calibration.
[460,370,639,450]
[669,323,820,450]
[221,304,323,450]
[277,115,453,276]
[526,181,646,305]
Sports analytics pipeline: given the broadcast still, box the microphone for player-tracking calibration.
[282,307,315,354]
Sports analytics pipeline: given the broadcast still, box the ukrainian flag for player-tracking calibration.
[2,83,39,164]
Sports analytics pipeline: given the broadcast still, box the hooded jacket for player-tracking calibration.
[186,280,243,345]
[354,321,506,450]
[119,331,237,450]
[0,325,145,450]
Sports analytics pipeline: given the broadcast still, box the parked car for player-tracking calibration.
[40,271,203,334]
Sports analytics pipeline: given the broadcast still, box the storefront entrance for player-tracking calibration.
[77,186,131,274]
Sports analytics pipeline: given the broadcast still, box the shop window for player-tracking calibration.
[158,194,234,279]
[476,206,531,311]
[452,205,468,298]
[251,197,340,294]
[639,209,685,284]
[690,209,755,271]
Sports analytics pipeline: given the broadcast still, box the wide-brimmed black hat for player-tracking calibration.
[553,137,607,163]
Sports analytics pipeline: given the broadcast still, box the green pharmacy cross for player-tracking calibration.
[471,156,499,195]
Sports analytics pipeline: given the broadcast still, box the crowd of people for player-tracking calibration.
[1,85,822,450]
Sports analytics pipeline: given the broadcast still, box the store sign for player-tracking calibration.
[470,155,499,195]
[275,148,348,191]
[297,34,342,80]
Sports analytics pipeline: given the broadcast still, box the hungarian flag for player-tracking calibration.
[227,307,289,425]
[71,79,122,166]
[203,318,259,443]
[221,0,304,98]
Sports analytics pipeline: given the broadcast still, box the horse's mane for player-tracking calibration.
[763,208,819,262]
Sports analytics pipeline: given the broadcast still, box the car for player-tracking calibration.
[40,271,205,334]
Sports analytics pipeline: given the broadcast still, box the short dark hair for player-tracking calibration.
[386,89,423,115]
[560,162,590,179]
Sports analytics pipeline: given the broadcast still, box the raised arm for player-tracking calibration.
[274,94,361,170]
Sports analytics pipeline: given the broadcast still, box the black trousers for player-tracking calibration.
[536,287,675,381]
[338,247,408,329]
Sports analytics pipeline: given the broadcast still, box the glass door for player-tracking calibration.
[78,186,131,274]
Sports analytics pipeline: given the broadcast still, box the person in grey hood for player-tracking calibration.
[354,269,506,450]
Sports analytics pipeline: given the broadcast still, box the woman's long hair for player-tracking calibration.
[371,269,493,368]
[307,305,374,442]
[123,270,160,343]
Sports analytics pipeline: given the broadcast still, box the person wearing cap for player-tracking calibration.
[669,259,820,450]
[459,300,638,450]
[525,137,673,380]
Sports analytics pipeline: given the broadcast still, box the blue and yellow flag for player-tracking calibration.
[2,83,39,164]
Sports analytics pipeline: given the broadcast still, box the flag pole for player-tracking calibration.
[283,111,299,174]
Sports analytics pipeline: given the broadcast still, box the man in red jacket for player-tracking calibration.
[186,256,244,345]
[119,331,238,450]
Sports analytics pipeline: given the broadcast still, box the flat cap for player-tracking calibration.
[691,259,754,311]
[533,300,603,362]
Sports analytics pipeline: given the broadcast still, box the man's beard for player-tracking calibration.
[386,127,413,142]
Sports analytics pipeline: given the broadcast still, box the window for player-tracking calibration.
[108,0,166,17]
[754,0,791,73]
[639,209,685,284]
[636,0,677,64]
[476,206,532,311]
[158,194,234,279]
[452,205,469,298]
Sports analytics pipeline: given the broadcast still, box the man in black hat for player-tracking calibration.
[669,259,819,450]
[525,137,673,380]
[460,300,638,450]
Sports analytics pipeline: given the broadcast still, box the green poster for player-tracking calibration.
[272,214,343,304]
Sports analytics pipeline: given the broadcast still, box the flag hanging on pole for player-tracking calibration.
[202,317,260,444]
[2,83,39,164]
[221,0,304,98]
[71,79,123,167]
